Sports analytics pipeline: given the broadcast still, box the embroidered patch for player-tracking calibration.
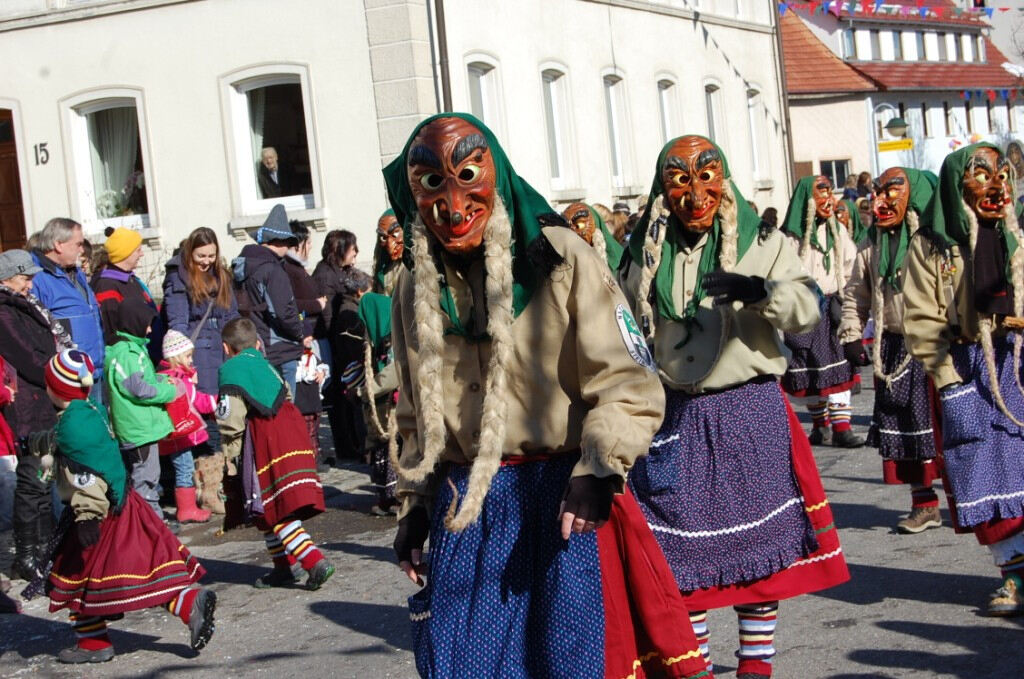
[615,304,656,371]
[215,394,231,420]
[71,472,96,489]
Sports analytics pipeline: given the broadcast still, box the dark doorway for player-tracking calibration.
[0,110,26,251]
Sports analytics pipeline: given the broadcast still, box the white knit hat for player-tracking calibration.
[162,330,194,359]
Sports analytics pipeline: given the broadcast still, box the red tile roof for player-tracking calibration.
[849,37,1021,91]
[781,12,876,94]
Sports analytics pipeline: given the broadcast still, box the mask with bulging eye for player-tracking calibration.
[561,202,596,245]
[660,136,724,233]
[871,167,910,230]
[962,147,1014,223]
[406,117,497,254]
[834,202,850,228]
[377,214,404,262]
[812,175,835,220]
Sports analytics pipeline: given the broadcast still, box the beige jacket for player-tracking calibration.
[621,229,819,393]
[838,244,907,342]
[786,219,858,295]
[57,464,110,522]
[900,233,1010,389]
[392,227,665,515]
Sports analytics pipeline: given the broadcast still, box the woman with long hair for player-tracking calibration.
[162,227,239,513]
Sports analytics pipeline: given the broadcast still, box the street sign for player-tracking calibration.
[877,138,914,152]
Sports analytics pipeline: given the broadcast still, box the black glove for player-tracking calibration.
[828,295,843,326]
[843,340,869,367]
[561,475,615,525]
[393,504,430,564]
[22,429,55,458]
[702,272,767,306]
[75,519,102,548]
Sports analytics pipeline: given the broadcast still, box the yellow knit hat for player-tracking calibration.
[105,228,143,264]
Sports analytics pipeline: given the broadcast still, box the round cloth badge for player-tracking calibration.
[615,304,656,372]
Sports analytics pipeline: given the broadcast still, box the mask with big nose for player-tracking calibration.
[812,175,835,220]
[377,214,405,262]
[871,167,910,230]
[406,117,496,254]
[661,136,724,233]
[962,147,1014,223]
[561,202,597,245]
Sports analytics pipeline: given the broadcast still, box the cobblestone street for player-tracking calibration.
[2,370,1023,678]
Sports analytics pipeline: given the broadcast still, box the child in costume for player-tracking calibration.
[105,296,180,519]
[902,142,1024,615]
[157,330,214,523]
[42,349,215,663]
[217,317,334,590]
[839,168,942,534]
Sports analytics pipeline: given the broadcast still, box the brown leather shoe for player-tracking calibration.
[897,505,942,534]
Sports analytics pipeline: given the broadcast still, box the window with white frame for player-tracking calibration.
[221,65,323,222]
[61,90,153,232]
[842,29,855,59]
[915,32,925,61]
[977,35,986,63]
[962,34,974,62]
[890,31,902,61]
[747,88,770,180]
[704,82,723,144]
[936,32,948,61]
[467,60,502,130]
[870,30,882,60]
[657,79,680,144]
[541,68,572,186]
[820,159,850,190]
[603,75,632,187]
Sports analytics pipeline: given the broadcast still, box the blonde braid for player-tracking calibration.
[829,216,846,294]
[800,196,814,259]
[636,195,671,340]
[871,212,918,387]
[398,218,448,483]
[444,199,515,532]
[590,223,608,266]
[363,341,389,439]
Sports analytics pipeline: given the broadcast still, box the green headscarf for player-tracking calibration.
[586,204,624,270]
[372,208,400,294]
[840,199,869,245]
[926,143,1019,270]
[381,112,557,320]
[871,168,937,290]
[358,292,392,351]
[218,348,287,417]
[781,175,835,272]
[624,135,761,343]
[56,399,128,512]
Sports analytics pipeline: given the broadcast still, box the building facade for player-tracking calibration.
[0,0,791,279]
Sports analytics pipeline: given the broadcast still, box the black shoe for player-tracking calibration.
[253,566,298,589]
[831,429,865,448]
[807,426,831,446]
[187,588,217,651]
[12,524,41,582]
[57,645,115,664]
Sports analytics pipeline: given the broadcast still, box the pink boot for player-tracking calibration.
[175,487,212,523]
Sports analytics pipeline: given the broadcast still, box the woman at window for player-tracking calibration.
[161,228,239,513]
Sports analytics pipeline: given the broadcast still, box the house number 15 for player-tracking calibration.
[33,143,49,165]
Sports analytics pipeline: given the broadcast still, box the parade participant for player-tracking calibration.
[560,201,624,270]
[40,349,215,663]
[357,292,399,515]
[385,113,709,679]
[839,168,940,534]
[834,198,869,247]
[621,135,849,678]
[902,142,1024,616]
[217,318,334,591]
[372,210,404,296]
[780,175,863,447]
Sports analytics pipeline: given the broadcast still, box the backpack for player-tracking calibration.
[231,256,268,319]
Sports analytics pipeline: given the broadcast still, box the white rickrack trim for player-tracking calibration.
[884,367,912,385]
[410,610,431,622]
[785,546,843,569]
[648,497,804,538]
[650,434,681,449]
[786,359,849,374]
[956,489,1024,509]
[940,385,977,402]
[262,478,323,505]
[876,428,934,436]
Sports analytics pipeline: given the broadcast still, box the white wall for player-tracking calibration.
[790,96,872,180]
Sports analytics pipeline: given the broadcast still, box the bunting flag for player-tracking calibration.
[776,2,1009,20]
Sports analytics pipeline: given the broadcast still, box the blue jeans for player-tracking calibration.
[276,359,298,401]
[169,449,196,488]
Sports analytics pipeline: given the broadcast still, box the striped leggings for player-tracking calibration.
[689,602,779,677]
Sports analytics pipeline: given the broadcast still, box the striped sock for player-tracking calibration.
[688,609,712,673]
[70,612,111,651]
[735,602,778,677]
[910,485,939,509]
[808,401,829,429]
[264,530,297,570]
[275,519,324,571]
[164,586,199,625]
[828,402,852,433]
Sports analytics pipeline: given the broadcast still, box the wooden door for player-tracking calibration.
[0,110,26,251]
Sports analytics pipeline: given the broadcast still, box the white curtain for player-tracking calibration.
[88,107,138,217]
[248,88,266,188]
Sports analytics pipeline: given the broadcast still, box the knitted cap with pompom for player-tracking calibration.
[162,329,194,360]
[45,349,95,402]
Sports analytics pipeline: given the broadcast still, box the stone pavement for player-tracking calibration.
[1,370,1023,678]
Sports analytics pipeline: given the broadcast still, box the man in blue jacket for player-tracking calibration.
[30,218,105,399]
